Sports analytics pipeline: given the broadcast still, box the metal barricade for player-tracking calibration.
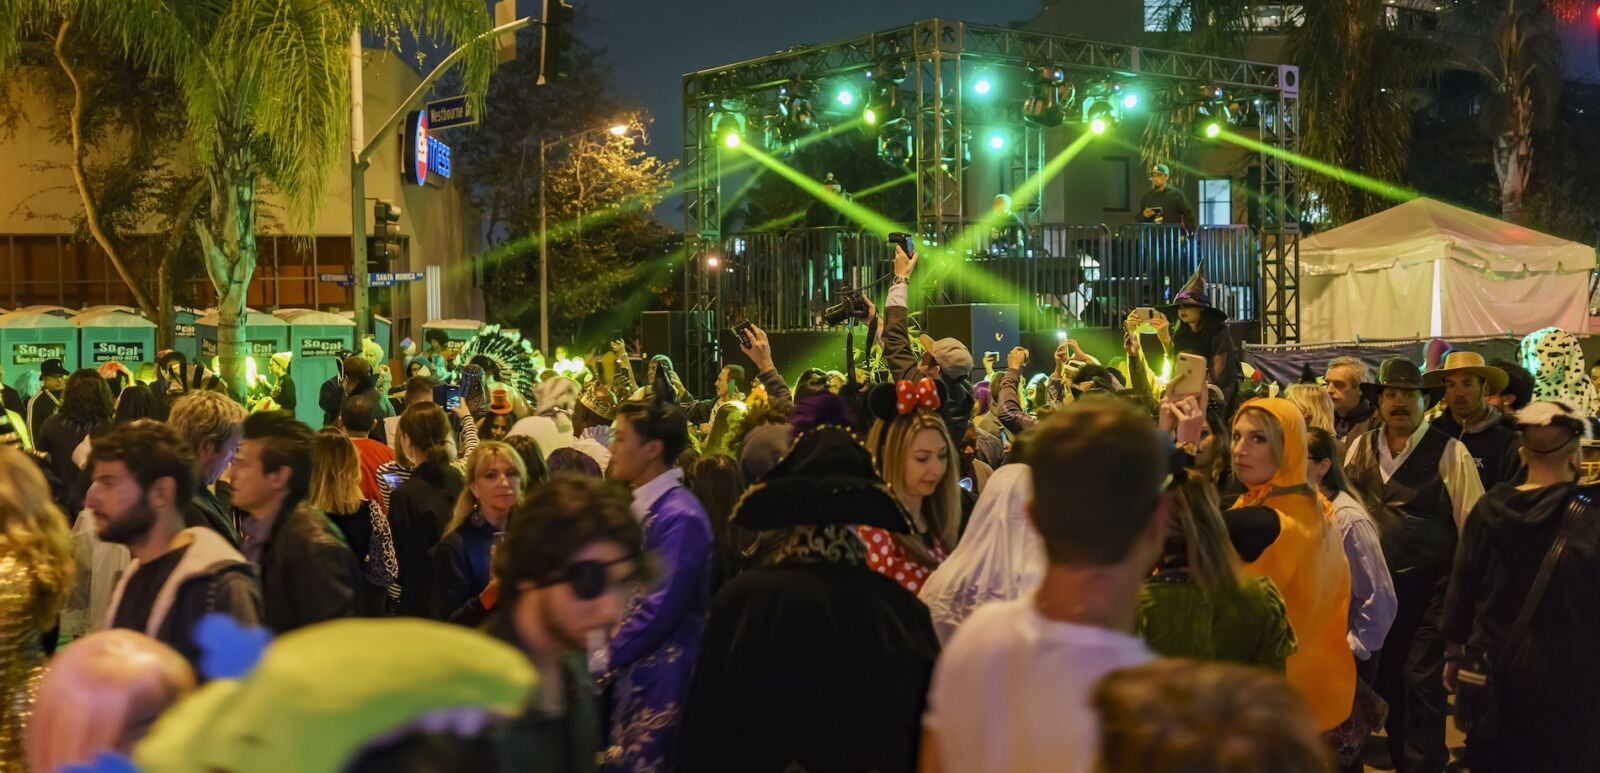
[721,223,1257,333]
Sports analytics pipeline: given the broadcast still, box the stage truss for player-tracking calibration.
[682,19,1302,392]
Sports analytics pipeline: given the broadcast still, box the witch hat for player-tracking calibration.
[1158,264,1228,322]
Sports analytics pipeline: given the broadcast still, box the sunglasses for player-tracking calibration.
[542,555,638,600]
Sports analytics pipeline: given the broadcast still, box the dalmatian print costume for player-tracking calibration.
[1518,327,1600,417]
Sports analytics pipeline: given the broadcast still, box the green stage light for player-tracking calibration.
[1089,117,1108,135]
[974,78,993,96]
[1122,93,1139,110]
[836,89,854,106]
[1204,122,1222,138]
[988,132,1006,150]
[724,132,742,148]
[864,107,878,125]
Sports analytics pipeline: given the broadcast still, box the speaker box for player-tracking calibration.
[640,311,686,372]
[925,304,1020,363]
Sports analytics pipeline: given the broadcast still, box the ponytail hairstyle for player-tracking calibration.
[396,401,454,469]
[1306,426,1352,499]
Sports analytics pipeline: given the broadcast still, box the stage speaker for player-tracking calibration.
[925,304,1020,363]
[640,311,686,371]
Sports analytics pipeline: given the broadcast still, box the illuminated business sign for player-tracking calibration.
[403,110,453,186]
[11,342,65,365]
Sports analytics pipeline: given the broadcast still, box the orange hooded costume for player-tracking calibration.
[1232,397,1355,731]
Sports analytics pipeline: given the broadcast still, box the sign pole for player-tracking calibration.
[350,28,372,341]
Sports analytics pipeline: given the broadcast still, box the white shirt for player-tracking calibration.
[924,597,1153,773]
[507,415,571,458]
[629,467,684,521]
[570,427,611,474]
[1345,419,1485,531]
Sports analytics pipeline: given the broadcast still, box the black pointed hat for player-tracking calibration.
[1157,264,1228,322]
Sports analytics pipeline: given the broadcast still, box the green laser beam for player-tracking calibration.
[732,142,908,237]
[1216,128,1418,205]
[745,170,916,233]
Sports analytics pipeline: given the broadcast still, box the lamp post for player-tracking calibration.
[538,122,631,354]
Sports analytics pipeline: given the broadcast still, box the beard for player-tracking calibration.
[97,499,159,546]
[542,591,592,654]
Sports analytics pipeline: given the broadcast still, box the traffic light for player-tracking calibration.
[539,0,575,86]
[373,200,402,262]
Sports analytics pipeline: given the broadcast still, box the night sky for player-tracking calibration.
[493,0,1043,218]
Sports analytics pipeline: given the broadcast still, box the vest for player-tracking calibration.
[1347,426,1456,577]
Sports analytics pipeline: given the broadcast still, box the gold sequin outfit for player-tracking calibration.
[0,554,44,771]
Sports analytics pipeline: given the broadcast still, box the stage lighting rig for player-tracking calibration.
[1022,66,1073,128]
[877,118,913,167]
[1078,79,1125,133]
[776,78,819,145]
[710,99,747,149]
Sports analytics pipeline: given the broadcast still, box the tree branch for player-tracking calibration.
[54,18,154,315]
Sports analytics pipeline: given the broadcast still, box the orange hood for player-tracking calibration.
[1234,397,1310,505]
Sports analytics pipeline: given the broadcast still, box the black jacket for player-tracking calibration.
[388,459,464,617]
[882,301,974,444]
[1442,481,1600,771]
[1,384,21,417]
[36,415,106,516]
[255,501,359,633]
[184,482,240,548]
[434,514,496,626]
[1432,406,1523,488]
[106,527,262,670]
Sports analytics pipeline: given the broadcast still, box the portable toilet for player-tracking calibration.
[336,310,392,361]
[195,309,289,382]
[172,307,200,362]
[420,318,483,361]
[73,309,156,373]
[81,304,136,316]
[272,309,355,427]
[0,310,79,395]
[19,305,76,319]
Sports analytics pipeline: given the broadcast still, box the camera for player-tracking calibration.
[822,289,870,326]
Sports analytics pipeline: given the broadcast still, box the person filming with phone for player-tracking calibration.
[1157,268,1239,403]
[883,238,975,444]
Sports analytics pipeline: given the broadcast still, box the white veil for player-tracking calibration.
[919,464,1045,644]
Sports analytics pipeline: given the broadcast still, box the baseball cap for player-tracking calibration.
[40,359,69,378]
[916,334,974,380]
[1151,163,1172,176]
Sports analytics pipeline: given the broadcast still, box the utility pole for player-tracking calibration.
[349,17,531,339]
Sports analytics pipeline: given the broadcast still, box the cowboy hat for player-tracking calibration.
[1422,351,1508,395]
[1361,357,1442,402]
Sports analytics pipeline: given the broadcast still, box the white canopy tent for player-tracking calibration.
[1296,197,1595,342]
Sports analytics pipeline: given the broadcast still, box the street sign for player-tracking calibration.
[426,96,477,130]
[318,272,424,288]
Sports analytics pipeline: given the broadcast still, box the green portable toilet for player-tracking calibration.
[336,311,392,366]
[73,309,156,372]
[0,310,79,394]
[419,318,483,364]
[172,307,200,362]
[20,305,76,319]
[272,309,355,427]
[195,309,289,382]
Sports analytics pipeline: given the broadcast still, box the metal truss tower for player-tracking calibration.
[682,19,1304,389]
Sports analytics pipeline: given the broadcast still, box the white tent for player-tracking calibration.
[1296,197,1594,342]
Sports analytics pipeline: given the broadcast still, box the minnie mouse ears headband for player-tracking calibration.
[866,378,945,422]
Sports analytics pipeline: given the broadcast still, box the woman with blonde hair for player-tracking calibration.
[310,428,399,616]
[1284,382,1336,436]
[0,445,74,769]
[1136,470,1296,670]
[1229,398,1356,732]
[433,441,525,625]
[25,630,194,772]
[863,380,963,594]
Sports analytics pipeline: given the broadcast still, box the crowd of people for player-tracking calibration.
[0,243,1596,773]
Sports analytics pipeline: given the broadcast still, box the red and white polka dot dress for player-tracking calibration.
[856,525,946,594]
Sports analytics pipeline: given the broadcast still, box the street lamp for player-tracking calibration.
[539,120,634,354]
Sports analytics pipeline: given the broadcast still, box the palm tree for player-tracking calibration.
[1455,0,1565,222]
[1288,0,1438,225]
[1,1,493,395]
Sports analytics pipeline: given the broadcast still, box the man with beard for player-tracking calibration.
[1326,356,1381,445]
[1344,357,1484,773]
[86,420,260,669]
[1424,352,1524,487]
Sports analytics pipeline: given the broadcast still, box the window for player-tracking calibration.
[1102,157,1130,212]
[1144,1,1189,32]
[1199,178,1232,226]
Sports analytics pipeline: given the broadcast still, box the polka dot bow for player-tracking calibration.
[896,377,941,414]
